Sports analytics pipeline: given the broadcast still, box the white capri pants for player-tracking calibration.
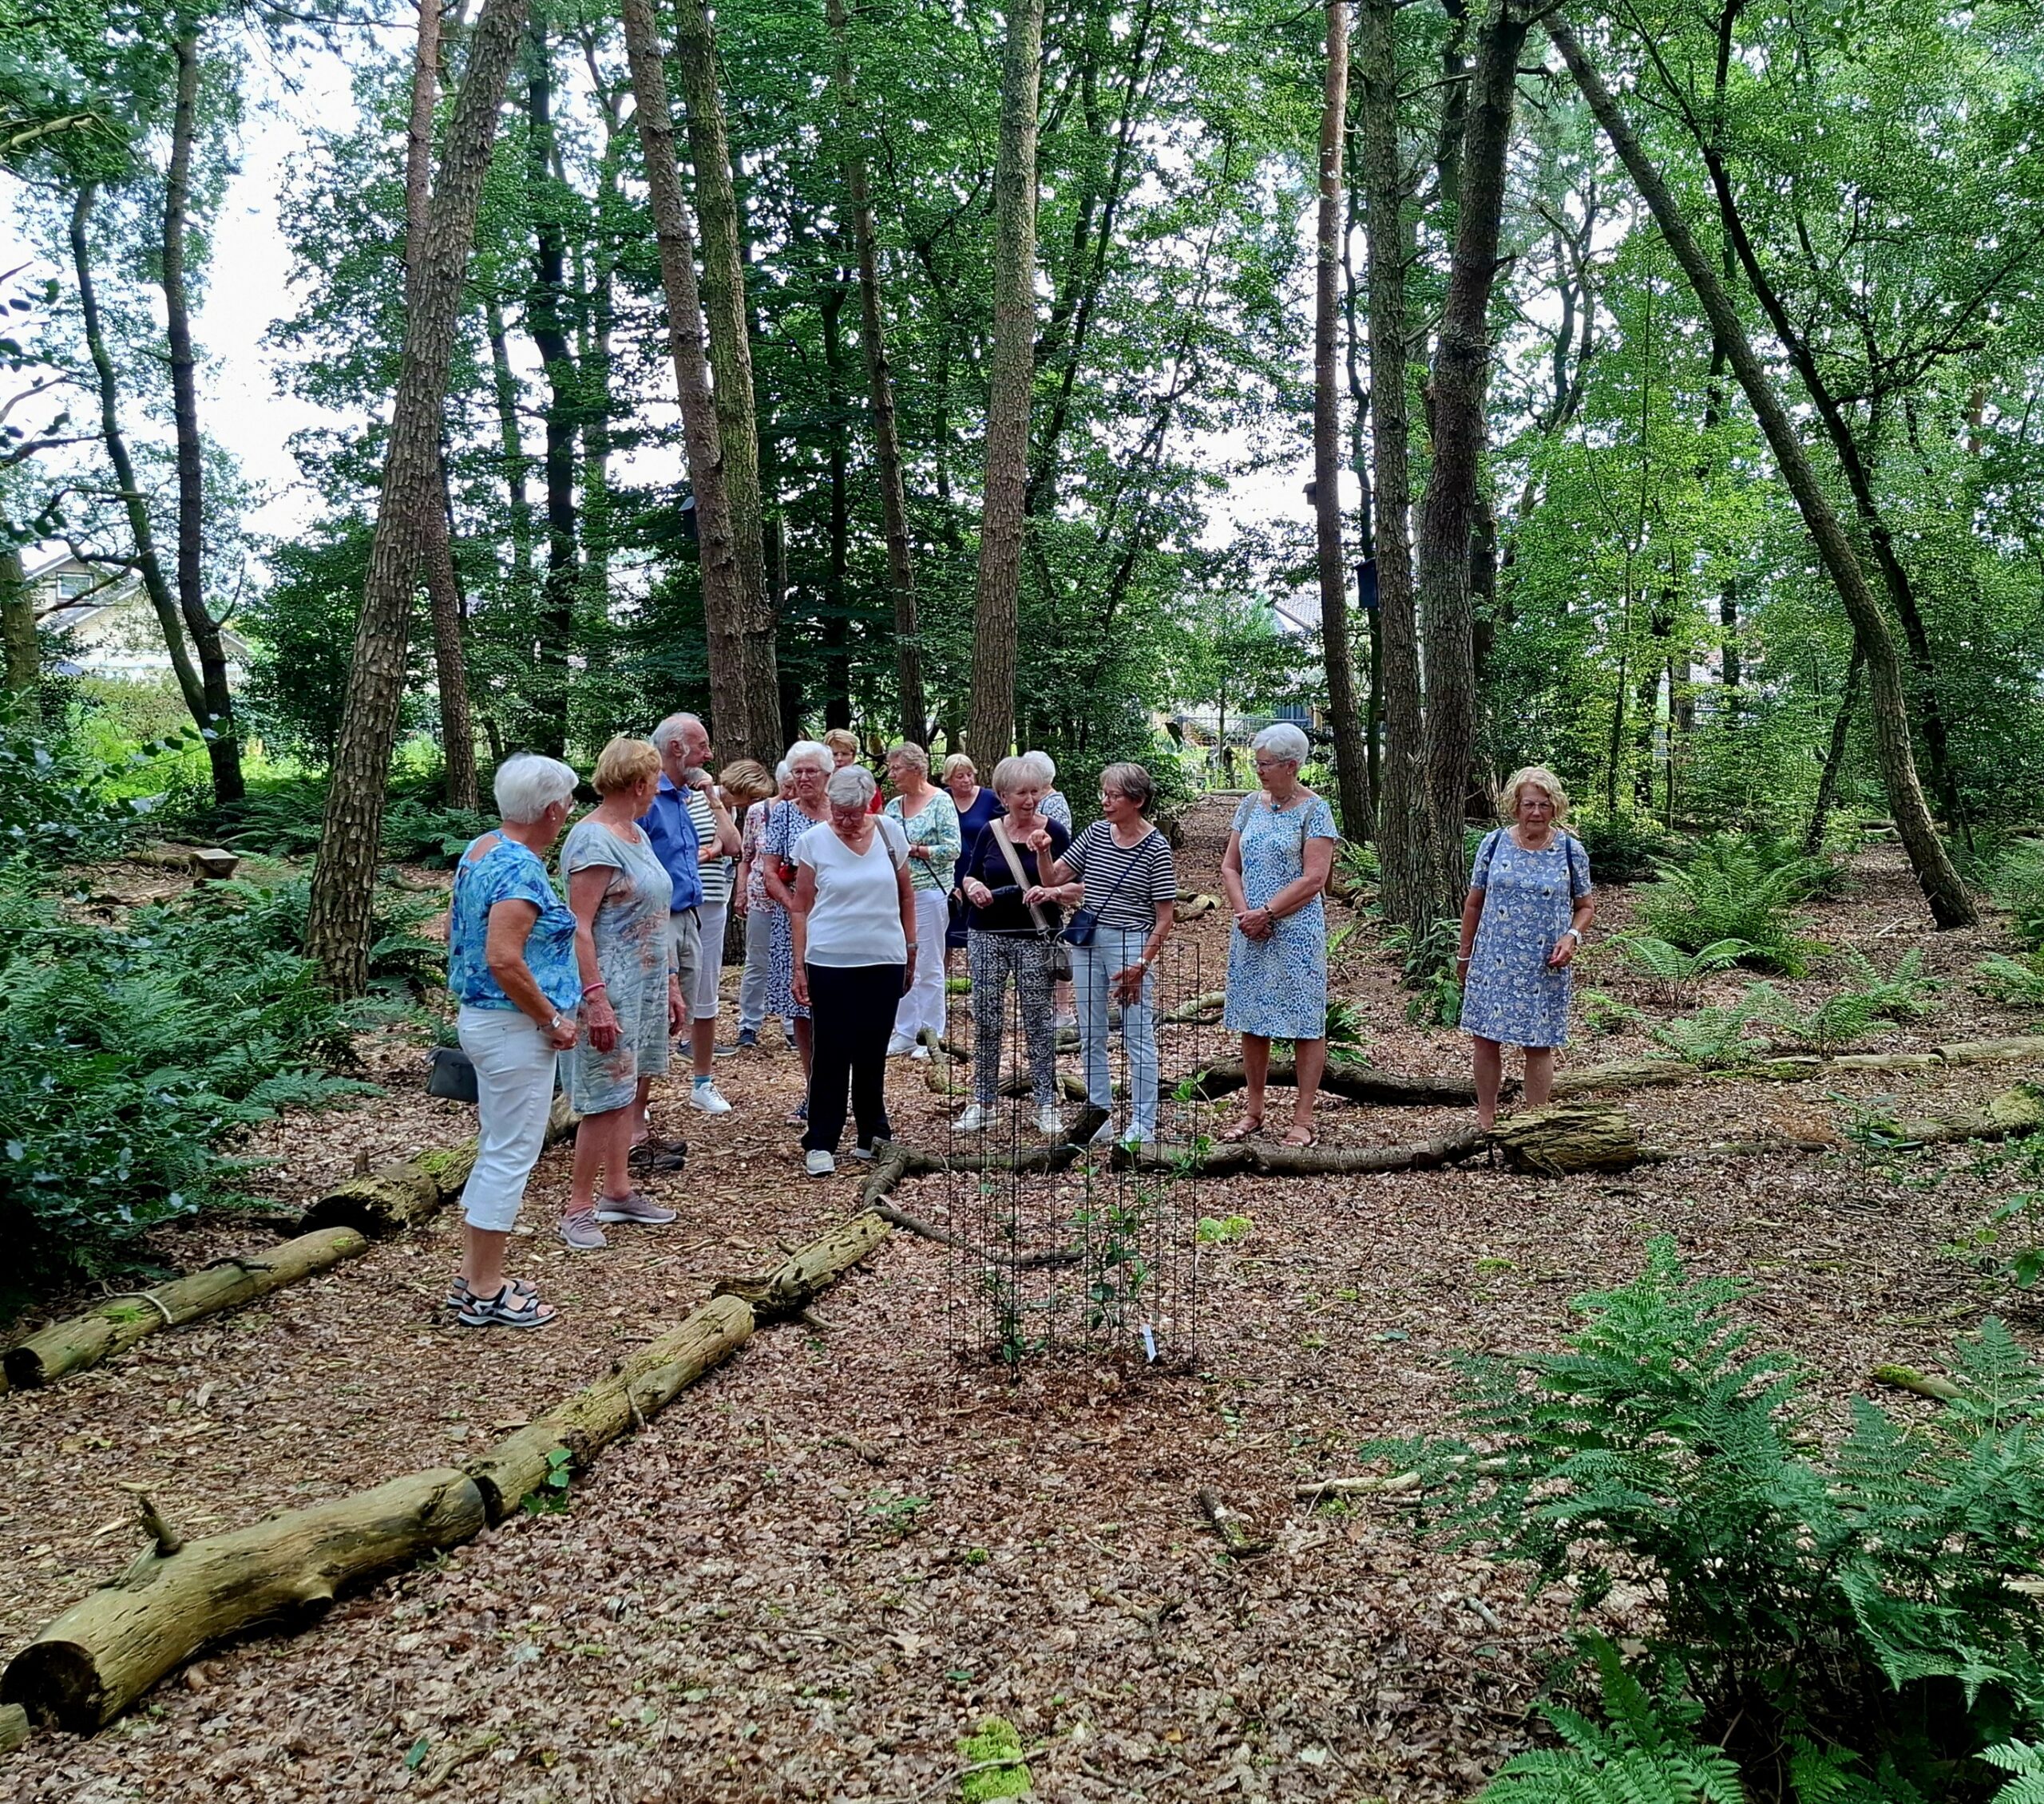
[690,900,727,1022]
[456,1005,559,1233]
[893,889,951,1045]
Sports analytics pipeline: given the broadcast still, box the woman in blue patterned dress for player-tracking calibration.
[1456,766,1594,1129]
[1218,723,1340,1147]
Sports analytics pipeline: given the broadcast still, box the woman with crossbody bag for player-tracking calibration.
[954,756,1072,1136]
[1039,762,1178,1151]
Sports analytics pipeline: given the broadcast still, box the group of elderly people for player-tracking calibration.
[447,710,1592,1328]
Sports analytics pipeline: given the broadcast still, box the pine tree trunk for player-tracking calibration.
[1312,0,1369,841]
[305,0,533,995]
[820,278,854,729]
[485,298,536,601]
[1548,14,1975,928]
[162,27,244,805]
[827,0,925,745]
[406,0,479,809]
[1804,635,1863,856]
[618,0,753,756]
[1414,2,1528,902]
[1357,0,1440,932]
[671,0,780,766]
[2,546,34,702]
[965,0,1044,769]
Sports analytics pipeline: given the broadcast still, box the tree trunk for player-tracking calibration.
[1414,2,1529,896]
[3,1228,369,1390]
[671,0,780,765]
[618,0,751,759]
[406,0,478,809]
[1312,0,1369,841]
[820,275,854,728]
[826,0,925,745]
[1804,635,1864,856]
[965,0,1045,769]
[1356,0,1437,932]
[1,546,34,702]
[1341,141,1380,831]
[305,0,533,995]
[523,17,577,760]
[162,26,244,806]
[1547,14,1975,929]
[484,297,536,602]
[69,188,213,751]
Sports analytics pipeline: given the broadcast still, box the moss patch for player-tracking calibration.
[956,1715,1031,1801]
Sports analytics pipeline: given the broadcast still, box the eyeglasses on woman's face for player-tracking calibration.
[1254,754,1295,773]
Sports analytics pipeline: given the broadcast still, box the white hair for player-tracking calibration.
[786,738,832,773]
[990,754,1039,799]
[1252,722,1310,766]
[826,765,877,808]
[651,711,704,756]
[1023,749,1056,782]
[493,754,579,825]
[774,759,792,784]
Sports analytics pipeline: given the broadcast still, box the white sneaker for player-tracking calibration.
[688,1082,734,1115]
[804,1149,835,1177]
[909,1043,930,1061]
[1088,1114,1120,1146]
[886,1034,917,1058]
[954,1104,992,1133]
[1121,1130,1158,1156]
[1037,1105,1064,1137]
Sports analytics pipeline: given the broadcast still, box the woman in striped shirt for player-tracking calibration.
[1040,762,1177,1150]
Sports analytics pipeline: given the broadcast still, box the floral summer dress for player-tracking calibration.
[1460,829,1594,1049]
[764,800,825,1021]
[560,817,674,1114]
[1223,790,1339,1040]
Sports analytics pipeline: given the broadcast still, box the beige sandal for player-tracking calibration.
[1218,1115,1264,1143]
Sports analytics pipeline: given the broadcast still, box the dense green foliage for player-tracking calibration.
[1373,1240,2044,1802]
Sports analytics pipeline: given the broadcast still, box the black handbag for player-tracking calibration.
[426,1045,480,1104]
[1062,829,1152,947]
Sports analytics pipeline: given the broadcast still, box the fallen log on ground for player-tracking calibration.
[1172,895,1220,924]
[1869,1363,1966,1403]
[1551,1058,1689,1097]
[4,1227,369,1390]
[0,1470,485,1732]
[303,1094,574,1237]
[1887,1084,2044,1147]
[0,1703,27,1756]
[713,1210,895,1323]
[1188,1058,1486,1108]
[1160,990,1226,1025]
[1196,1486,1271,1557]
[465,1295,754,1521]
[1126,1126,1488,1178]
[1487,1103,1643,1175]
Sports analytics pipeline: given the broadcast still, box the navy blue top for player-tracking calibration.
[638,773,703,914]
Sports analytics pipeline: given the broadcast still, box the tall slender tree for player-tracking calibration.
[1546,12,1975,928]
[966,0,1045,768]
[1313,0,1370,839]
[306,0,535,993]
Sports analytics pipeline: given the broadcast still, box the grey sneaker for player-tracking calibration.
[558,1210,608,1251]
[805,1149,835,1177]
[595,1190,677,1225]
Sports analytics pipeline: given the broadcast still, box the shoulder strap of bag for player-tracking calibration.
[1082,821,1148,914]
[990,819,1056,935]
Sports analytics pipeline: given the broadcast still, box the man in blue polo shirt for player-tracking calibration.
[643,712,742,1126]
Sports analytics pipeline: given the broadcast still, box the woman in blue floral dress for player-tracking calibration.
[1456,766,1595,1129]
[1219,723,1340,1146]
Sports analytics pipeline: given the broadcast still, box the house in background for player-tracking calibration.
[28,553,251,682]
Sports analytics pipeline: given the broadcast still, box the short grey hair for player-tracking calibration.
[826,765,877,808]
[493,754,579,824]
[774,759,792,784]
[1020,750,1056,786]
[1099,761,1155,810]
[786,738,832,773]
[1251,722,1310,766]
[885,741,930,775]
[989,754,1040,799]
[651,711,704,757]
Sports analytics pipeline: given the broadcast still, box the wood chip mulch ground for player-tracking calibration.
[3,841,2039,1802]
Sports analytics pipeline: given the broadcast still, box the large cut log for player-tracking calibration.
[1189,1058,1484,1107]
[4,1227,369,1389]
[713,1211,893,1323]
[1487,1102,1642,1175]
[303,1094,573,1236]
[466,1295,753,1521]
[1551,1058,1689,1096]
[0,1470,485,1732]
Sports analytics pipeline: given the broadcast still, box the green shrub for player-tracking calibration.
[198,770,496,868]
[1372,1240,2044,1802]
[0,867,384,1296]
[1988,841,2044,952]
[1571,812,1680,884]
[1634,835,1824,974]
[0,714,188,863]
[1978,953,2044,1009]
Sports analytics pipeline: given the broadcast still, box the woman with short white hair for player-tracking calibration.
[1021,749,1072,831]
[760,741,833,1113]
[1218,722,1338,1146]
[790,766,917,1173]
[955,754,1072,1135]
[883,742,961,1058]
[445,754,582,1325]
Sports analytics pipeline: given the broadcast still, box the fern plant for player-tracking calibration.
[1373,1243,2044,1802]
[1609,933,1757,1005]
[1634,835,1824,975]
[1833,947,1943,1022]
[1649,993,1773,1067]
[1748,981,1886,1056]
[1978,954,2044,1010]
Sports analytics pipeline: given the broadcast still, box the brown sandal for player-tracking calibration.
[1218,1116,1264,1143]
[1281,1126,1317,1149]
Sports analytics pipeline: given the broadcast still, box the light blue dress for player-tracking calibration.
[1223,790,1339,1040]
[560,817,675,1114]
[1461,829,1594,1048]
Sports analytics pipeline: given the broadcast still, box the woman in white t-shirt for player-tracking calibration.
[790,766,917,1176]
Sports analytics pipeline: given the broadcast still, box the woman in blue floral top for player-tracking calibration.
[1456,766,1594,1129]
[446,754,583,1328]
